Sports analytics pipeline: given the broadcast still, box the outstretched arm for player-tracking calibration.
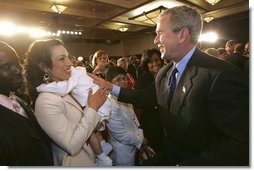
[88,73,113,91]
[88,73,157,108]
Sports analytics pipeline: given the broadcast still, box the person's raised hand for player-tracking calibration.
[87,88,107,111]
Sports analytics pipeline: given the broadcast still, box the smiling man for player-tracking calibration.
[90,5,249,166]
[0,41,53,166]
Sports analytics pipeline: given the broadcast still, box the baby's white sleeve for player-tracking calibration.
[71,74,112,121]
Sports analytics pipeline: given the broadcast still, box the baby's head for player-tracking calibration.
[106,66,127,88]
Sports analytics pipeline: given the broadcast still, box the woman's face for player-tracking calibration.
[96,54,108,67]
[48,45,73,81]
[147,54,162,75]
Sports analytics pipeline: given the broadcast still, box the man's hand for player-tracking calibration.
[88,73,113,91]
[139,137,156,160]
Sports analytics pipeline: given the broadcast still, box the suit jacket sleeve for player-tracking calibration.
[118,82,157,108]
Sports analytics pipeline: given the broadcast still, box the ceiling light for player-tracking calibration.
[204,0,221,5]
[118,26,128,32]
[203,16,214,23]
[50,4,68,14]
[198,32,218,43]
[129,6,167,25]
[77,56,83,61]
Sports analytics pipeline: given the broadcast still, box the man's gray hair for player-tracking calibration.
[159,5,203,44]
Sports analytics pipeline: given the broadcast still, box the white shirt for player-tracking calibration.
[0,93,27,117]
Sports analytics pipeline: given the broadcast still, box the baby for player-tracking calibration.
[37,66,113,166]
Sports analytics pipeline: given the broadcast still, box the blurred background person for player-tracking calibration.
[127,55,139,80]
[92,50,109,79]
[105,66,155,166]
[225,39,238,55]
[204,48,219,58]
[84,54,95,73]
[117,57,136,89]
[135,48,164,153]
[226,43,249,71]
[217,47,228,61]
[136,49,148,78]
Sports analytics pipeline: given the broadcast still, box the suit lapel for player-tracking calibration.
[170,49,201,115]
[156,63,174,108]
[171,65,197,114]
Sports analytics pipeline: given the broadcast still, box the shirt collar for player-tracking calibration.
[175,46,196,79]
[0,94,14,110]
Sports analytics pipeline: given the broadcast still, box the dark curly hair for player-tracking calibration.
[105,66,126,82]
[23,38,64,106]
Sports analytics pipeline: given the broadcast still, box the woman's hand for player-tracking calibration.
[93,64,106,73]
[87,88,107,111]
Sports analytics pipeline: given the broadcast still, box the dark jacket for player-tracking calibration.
[118,48,249,166]
[135,71,164,152]
[0,97,53,166]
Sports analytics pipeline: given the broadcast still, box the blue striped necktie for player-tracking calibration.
[168,67,178,106]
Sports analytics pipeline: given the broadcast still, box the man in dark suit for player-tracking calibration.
[226,43,249,71]
[0,41,53,166]
[89,5,249,166]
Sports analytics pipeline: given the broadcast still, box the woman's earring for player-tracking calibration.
[43,72,51,83]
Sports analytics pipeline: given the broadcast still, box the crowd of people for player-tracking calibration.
[0,5,249,166]
[204,40,249,74]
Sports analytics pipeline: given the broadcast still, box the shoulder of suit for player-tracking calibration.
[156,63,173,82]
[38,92,63,98]
[36,92,66,104]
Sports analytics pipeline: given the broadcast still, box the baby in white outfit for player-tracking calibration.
[37,66,111,122]
[37,66,113,166]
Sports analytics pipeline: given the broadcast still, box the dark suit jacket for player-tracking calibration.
[0,97,53,166]
[118,48,249,166]
[226,52,249,71]
[135,71,164,152]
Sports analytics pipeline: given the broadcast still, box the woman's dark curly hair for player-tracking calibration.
[23,38,64,106]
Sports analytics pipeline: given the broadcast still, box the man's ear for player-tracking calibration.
[38,63,49,73]
[178,27,189,43]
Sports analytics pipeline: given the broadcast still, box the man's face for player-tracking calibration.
[117,60,127,71]
[0,44,23,94]
[131,56,139,65]
[154,15,181,61]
